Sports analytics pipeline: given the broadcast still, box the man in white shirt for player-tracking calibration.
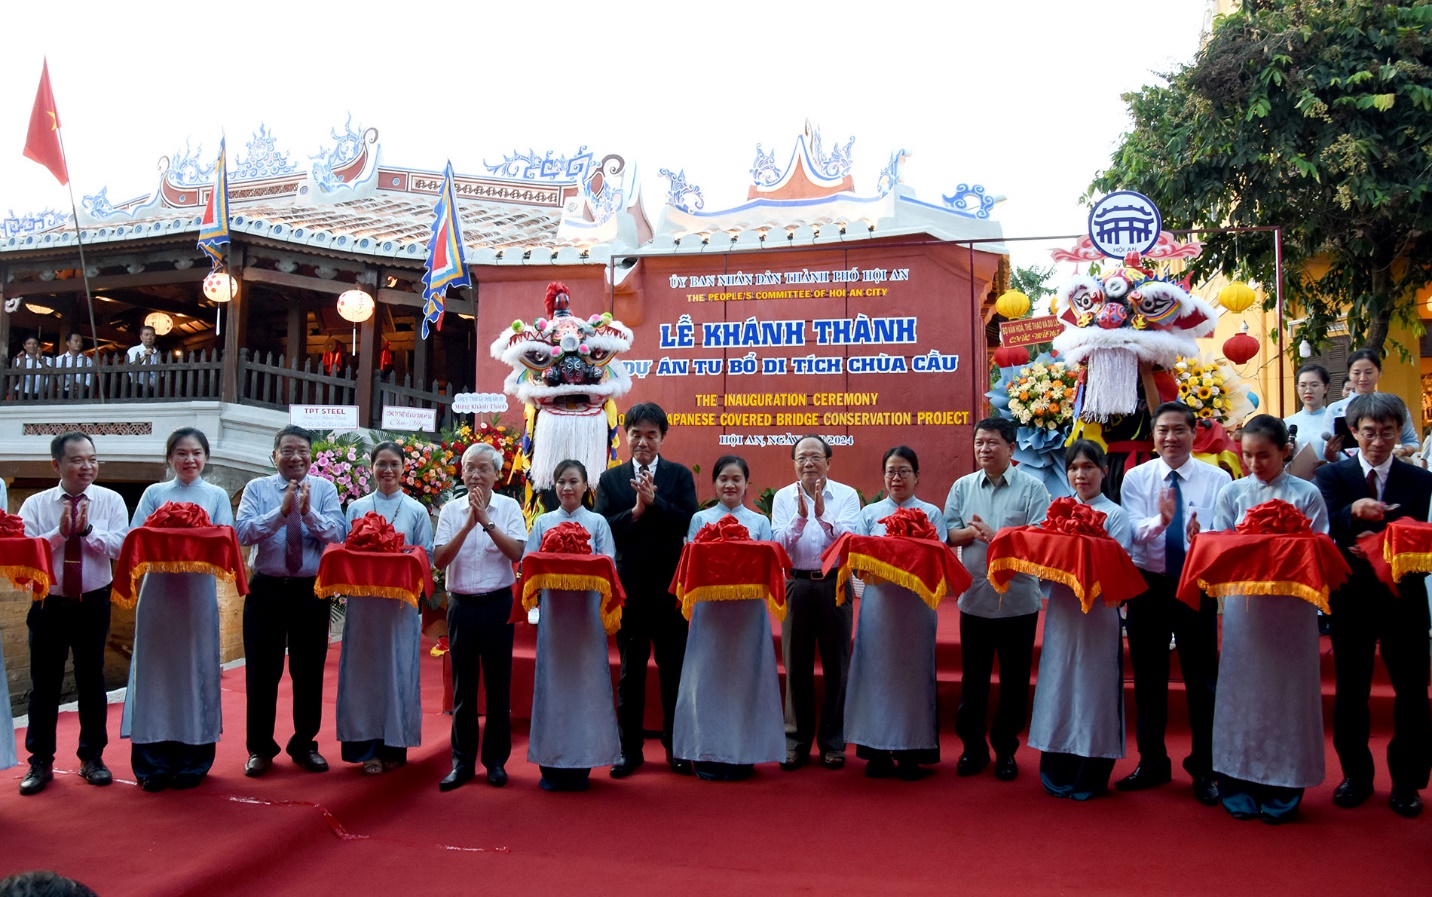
[126,325,159,393]
[11,336,49,399]
[17,432,130,796]
[432,444,528,791]
[771,434,865,770]
[1117,401,1231,805]
[53,332,94,399]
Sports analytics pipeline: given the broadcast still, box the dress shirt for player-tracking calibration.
[943,464,1051,618]
[686,503,773,541]
[1283,406,1329,461]
[1326,392,1419,450]
[434,492,527,593]
[53,351,93,392]
[19,483,129,592]
[1357,452,1395,501]
[234,473,347,577]
[770,478,864,569]
[126,344,159,365]
[12,353,48,394]
[1122,455,1231,574]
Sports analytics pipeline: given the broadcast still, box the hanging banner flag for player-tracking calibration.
[23,59,68,186]
[420,161,471,339]
[196,137,231,266]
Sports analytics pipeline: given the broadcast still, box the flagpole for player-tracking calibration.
[53,127,104,404]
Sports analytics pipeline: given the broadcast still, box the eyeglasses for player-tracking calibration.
[795,453,826,463]
[1356,428,1399,443]
[885,467,915,479]
[277,448,311,459]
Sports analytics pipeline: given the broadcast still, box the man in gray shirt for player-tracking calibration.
[944,417,1051,782]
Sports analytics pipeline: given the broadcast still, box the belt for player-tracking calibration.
[252,573,317,587]
[789,568,828,581]
[451,588,512,603]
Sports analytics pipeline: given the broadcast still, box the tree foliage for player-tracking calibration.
[1089,0,1432,358]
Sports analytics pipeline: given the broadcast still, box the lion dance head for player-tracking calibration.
[490,281,634,511]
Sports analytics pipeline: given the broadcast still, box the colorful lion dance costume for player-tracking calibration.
[490,281,634,519]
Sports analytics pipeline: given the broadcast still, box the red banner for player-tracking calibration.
[987,526,1146,613]
[669,540,792,621]
[314,544,434,609]
[1177,531,1350,613]
[111,526,250,609]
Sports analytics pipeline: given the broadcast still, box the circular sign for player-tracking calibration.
[1087,191,1162,259]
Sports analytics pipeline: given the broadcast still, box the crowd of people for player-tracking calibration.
[3,384,1429,825]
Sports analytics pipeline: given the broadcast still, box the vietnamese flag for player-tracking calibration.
[23,59,68,186]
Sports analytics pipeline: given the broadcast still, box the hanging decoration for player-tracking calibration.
[143,312,174,336]
[336,288,375,352]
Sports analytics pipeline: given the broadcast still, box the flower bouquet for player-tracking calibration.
[308,431,372,509]
[1173,355,1253,426]
[987,353,1076,498]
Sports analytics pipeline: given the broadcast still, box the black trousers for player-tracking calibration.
[1124,571,1219,776]
[131,742,216,779]
[243,574,331,759]
[1330,583,1432,790]
[26,587,111,765]
[446,588,514,771]
[956,610,1038,759]
[782,575,853,756]
[615,587,688,758]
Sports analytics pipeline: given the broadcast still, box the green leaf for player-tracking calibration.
[1371,93,1396,111]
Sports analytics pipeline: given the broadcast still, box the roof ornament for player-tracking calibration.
[875,149,909,198]
[233,123,297,180]
[4,207,69,238]
[658,168,705,214]
[583,155,626,226]
[81,188,118,220]
[806,124,855,180]
[163,140,216,188]
[941,183,997,219]
[309,116,372,191]
[483,146,595,182]
[749,143,781,187]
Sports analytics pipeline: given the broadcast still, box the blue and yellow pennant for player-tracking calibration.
[421,162,471,338]
[196,137,230,266]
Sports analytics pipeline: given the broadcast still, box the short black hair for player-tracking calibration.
[1346,392,1407,430]
[1152,401,1196,429]
[624,402,669,436]
[711,454,749,482]
[370,440,404,464]
[139,324,156,335]
[1064,438,1107,471]
[1240,414,1290,448]
[50,431,93,461]
[1295,362,1330,386]
[0,870,99,897]
[973,417,1016,445]
[553,458,589,484]
[166,427,210,459]
[791,434,832,459]
[273,425,315,450]
[882,445,919,476]
[65,331,83,343]
[1347,348,1382,371]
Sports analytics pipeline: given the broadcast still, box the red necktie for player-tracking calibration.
[1367,468,1379,501]
[285,498,304,574]
[63,493,86,597]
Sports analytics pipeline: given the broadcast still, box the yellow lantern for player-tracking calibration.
[1218,281,1257,314]
[202,271,238,303]
[143,311,174,336]
[995,289,1030,319]
[336,289,375,323]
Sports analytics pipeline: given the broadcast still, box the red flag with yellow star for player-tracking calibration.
[23,59,68,186]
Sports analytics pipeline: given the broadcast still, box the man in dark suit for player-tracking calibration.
[1314,392,1432,819]
[594,402,698,777]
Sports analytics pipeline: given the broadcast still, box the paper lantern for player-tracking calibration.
[202,271,237,303]
[992,345,1029,368]
[336,289,375,323]
[1222,324,1259,365]
[995,289,1031,319]
[1218,281,1257,314]
[143,312,174,336]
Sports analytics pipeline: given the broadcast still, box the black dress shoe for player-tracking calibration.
[1389,788,1423,818]
[170,774,203,790]
[895,762,933,782]
[1332,777,1373,809]
[669,758,695,776]
[779,750,810,772]
[1192,774,1220,806]
[244,754,272,778]
[19,762,53,796]
[610,755,644,779]
[1114,764,1172,792]
[487,766,508,788]
[140,775,169,793]
[79,759,113,786]
[865,756,896,779]
[290,750,329,773]
[956,752,990,777]
[994,755,1019,782]
[439,767,475,792]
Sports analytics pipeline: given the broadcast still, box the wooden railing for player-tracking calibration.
[235,349,358,410]
[374,373,468,431]
[1,350,224,403]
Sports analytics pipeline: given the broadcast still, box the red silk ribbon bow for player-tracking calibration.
[0,510,26,537]
[143,501,214,529]
[346,511,408,553]
[693,515,754,543]
[1040,496,1109,538]
[1235,499,1312,536]
[877,506,938,540]
[539,520,593,555]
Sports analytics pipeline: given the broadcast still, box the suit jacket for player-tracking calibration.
[1314,457,1432,597]
[593,458,697,599]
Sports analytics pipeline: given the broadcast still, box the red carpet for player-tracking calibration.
[3,623,1428,897]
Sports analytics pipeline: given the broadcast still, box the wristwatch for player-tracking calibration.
[483,522,496,532]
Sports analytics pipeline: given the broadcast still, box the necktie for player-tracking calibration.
[1366,468,1379,501]
[63,493,86,598]
[638,464,650,479]
[285,490,303,574]
[1164,471,1185,579]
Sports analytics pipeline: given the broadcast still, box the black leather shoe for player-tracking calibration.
[1114,764,1172,792]
[779,750,810,772]
[895,762,933,782]
[1332,777,1374,809]
[994,755,1019,782]
[79,759,113,786]
[290,750,329,773]
[1192,774,1220,806]
[19,762,53,796]
[487,766,508,788]
[140,775,169,793]
[244,754,272,778]
[439,767,475,792]
[669,758,696,776]
[170,774,203,790]
[865,756,895,779]
[1390,788,1423,818]
[610,755,644,779]
[956,752,990,777]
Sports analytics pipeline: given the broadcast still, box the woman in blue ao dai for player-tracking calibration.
[338,441,434,774]
[672,455,783,781]
[1211,415,1328,823]
[845,446,948,781]
[524,459,620,791]
[125,427,234,791]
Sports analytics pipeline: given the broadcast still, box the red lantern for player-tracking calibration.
[993,345,1029,368]
[1223,330,1259,365]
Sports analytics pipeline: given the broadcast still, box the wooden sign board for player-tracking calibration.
[1000,315,1064,348]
